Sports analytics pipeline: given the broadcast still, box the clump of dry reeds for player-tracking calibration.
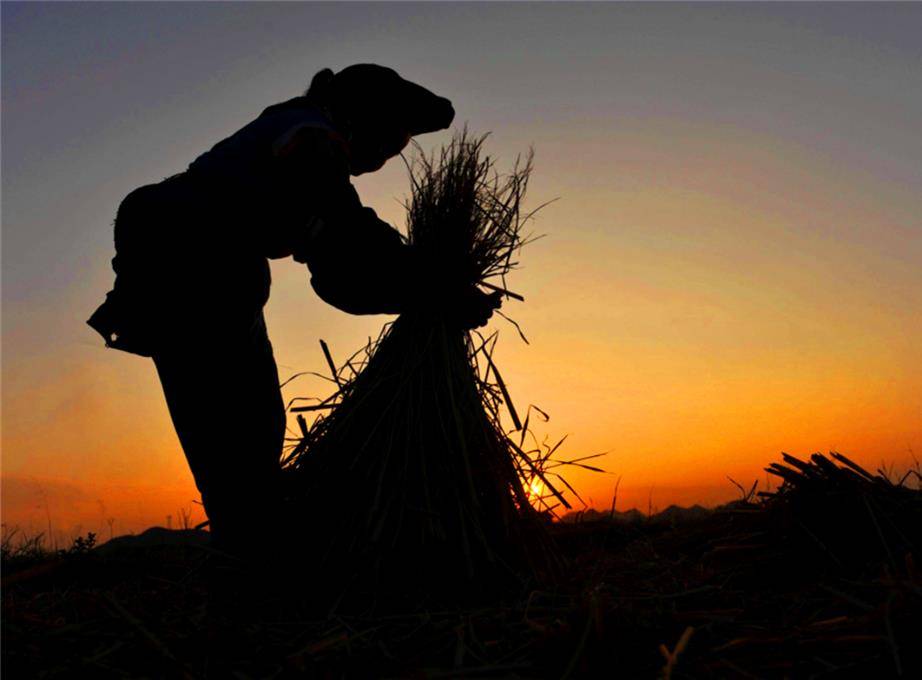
[760,451,922,572]
[282,131,565,613]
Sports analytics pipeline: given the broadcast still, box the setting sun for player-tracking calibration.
[527,478,546,505]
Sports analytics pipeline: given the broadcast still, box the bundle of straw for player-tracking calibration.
[283,132,563,612]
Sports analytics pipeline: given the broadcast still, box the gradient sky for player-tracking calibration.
[3,2,921,542]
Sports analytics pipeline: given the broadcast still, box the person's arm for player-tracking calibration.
[295,183,414,315]
[269,121,501,324]
[265,123,413,314]
[295,184,502,325]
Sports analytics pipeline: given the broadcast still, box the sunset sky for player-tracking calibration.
[3,3,921,542]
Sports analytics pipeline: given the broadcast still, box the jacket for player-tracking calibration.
[88,97,409,356]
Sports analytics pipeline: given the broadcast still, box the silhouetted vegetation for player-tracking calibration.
[3,453,920,677]
[2,528,97,573]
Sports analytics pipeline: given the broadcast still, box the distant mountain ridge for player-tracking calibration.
[560,503,711,525]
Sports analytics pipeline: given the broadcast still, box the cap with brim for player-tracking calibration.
[397,79,454,135]
[333,64,455,136]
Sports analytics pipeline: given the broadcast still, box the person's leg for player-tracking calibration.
[152,312,287,557]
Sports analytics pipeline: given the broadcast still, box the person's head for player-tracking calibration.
[307,64,455,175]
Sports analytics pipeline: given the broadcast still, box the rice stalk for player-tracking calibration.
[282,131,569,613]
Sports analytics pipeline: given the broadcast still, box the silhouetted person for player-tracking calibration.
[88,64,499,558]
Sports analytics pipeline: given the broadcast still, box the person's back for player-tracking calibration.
[96,93,359,354]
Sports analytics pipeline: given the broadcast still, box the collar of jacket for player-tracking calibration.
[269,101,352,161]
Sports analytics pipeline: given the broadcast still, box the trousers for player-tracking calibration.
[152,311,287,557]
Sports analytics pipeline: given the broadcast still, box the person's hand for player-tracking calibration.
[453,287,503,330]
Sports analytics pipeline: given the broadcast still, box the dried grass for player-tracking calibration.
[281,132,565,613]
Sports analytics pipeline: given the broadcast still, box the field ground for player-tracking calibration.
[2,454,920,678]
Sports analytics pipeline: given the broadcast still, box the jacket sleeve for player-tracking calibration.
[271,127,414,315]
[297,184,414,315]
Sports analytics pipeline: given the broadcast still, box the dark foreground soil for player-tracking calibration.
[3,455,921,678]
